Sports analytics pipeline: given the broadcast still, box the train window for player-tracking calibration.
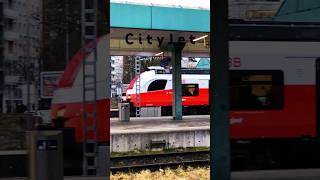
[147,80,167,91]
[230,70,284,110]
[182,84,199,96]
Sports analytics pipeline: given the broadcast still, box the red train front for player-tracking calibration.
[51,35,110,144]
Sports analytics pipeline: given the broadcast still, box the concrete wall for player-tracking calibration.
[111,129,209,152]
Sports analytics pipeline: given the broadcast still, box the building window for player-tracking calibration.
[8,0,13,8]
[182,84,199,96]
[7,18,14,30]
[14,88,22,98]
[8,41,14,53]
[147,80,167,92]
[230,70,284,110]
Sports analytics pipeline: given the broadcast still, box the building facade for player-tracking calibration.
[0,0,42,113]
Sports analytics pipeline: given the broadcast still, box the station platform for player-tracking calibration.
[110,115,210,152]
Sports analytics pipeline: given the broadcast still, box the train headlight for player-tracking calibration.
[57,107,66,118]
[126,95,131,102]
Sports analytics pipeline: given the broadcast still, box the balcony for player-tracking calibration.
[4,53,18,61]
[3,30,18,41]
[3,8,18,19]
[5,75,20,84]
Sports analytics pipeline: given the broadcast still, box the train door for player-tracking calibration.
[283,58,316,138]
[144,79,168,106]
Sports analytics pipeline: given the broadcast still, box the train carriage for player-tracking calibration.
[125,41,320,140]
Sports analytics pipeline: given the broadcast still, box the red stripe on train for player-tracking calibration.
[231,85,316,139]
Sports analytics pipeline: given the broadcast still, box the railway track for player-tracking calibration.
[110,150,210,173]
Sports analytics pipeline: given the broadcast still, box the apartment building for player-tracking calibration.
[111,56,123,97]
[0,0,42,113]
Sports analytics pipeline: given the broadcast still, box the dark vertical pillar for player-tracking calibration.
[170,42,185,120]
[0,4,3,113]
[210,0,230,179]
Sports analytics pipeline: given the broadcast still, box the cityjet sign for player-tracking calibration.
[125,33,207,47]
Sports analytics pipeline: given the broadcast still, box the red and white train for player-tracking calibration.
[51,35,110,144]
[125,41,320,140]
[125,66,210,108]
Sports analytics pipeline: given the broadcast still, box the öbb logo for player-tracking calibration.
[229,57,241,68]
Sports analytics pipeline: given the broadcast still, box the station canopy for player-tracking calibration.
[273,0,320,22]
[111,0,210,10]
[110,0,210,57]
